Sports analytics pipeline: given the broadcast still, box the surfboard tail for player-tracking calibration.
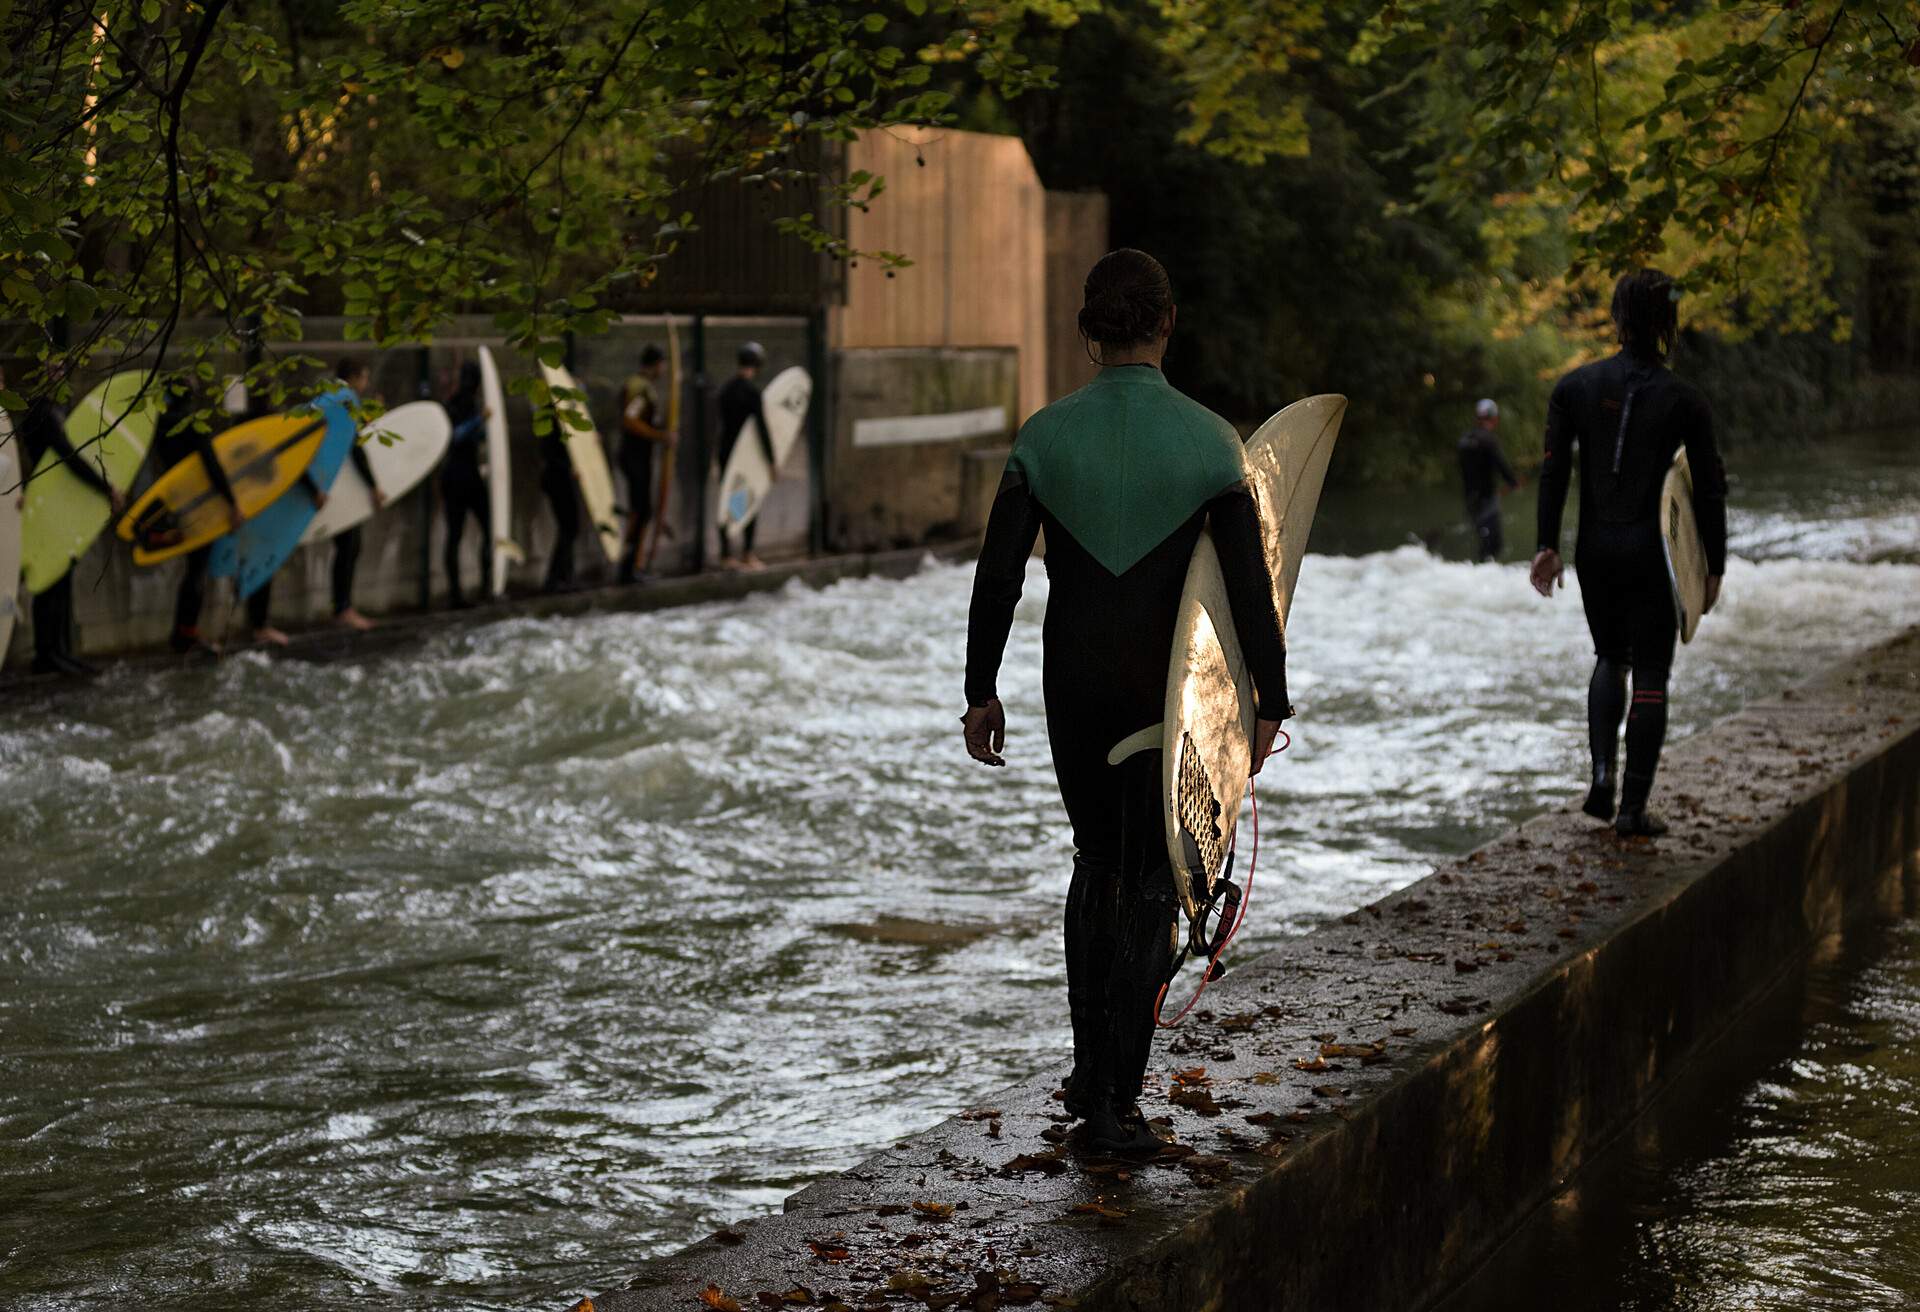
[495,537,526,563]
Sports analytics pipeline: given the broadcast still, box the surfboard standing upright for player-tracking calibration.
[209,390,358,598]
[20,371,162,593]
[538,360,621,563]
[1115,394,1346,956]
[297,401,451,544]
[715,366,812,553]
[1660,449,1711,644]
[0,413,21,658]
[477,346,520,595]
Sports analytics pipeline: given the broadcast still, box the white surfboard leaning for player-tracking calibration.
[715,366,811,547]
[298,401,451,544]
[1108,394,1347,936]
[1660,448,1710,644]
[539,359,621,562]
[478,346,522,595]
[0,412,22,659]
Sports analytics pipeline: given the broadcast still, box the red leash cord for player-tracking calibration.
[1152,727,1287,1028]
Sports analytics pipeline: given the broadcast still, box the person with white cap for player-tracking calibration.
[1457,396,1520,560]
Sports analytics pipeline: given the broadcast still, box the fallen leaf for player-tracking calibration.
[1293,1057,1329,1072]
[806,1240,850,1262]
[1000,1152,1068,1177]
[1171,1067,1210,1087]
[912,1201,955,1220]
[699,1285,744,1312]
[1069,1201,1129,1220]
[875,1204,908,1217]
[886,1270,932,1293]
[573,1300,596,1312]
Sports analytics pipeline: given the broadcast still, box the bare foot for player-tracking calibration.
[742,553,768,572]
[336,607,376,632]
[252,626,291,647]
[719,558,744,572]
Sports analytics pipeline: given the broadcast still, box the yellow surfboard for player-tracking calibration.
[20,371,161,593]
[118,412,329,565]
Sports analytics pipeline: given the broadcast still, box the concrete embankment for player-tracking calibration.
[578,629,1920,1312]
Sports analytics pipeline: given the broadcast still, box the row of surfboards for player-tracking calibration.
[0,345,815,659]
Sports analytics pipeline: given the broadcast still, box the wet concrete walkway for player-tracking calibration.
[575,629,1920,1312]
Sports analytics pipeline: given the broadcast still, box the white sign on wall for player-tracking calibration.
[851,406,1010,449]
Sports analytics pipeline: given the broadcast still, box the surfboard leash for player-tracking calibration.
[1152,727,1288,1028]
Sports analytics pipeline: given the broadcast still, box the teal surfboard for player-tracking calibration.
[209,389,357,599]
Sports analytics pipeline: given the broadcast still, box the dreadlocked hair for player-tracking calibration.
[1610,268,1680,362]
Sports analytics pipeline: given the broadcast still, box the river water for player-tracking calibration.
[2,432,1917,1309]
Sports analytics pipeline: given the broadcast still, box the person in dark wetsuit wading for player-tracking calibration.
[1458,397,1519,560]
[962,249,1291,1154]
[1531,268,1728,837]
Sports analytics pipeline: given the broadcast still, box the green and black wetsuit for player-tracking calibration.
[1537,349,1728,813]
[966,364,1288,1110]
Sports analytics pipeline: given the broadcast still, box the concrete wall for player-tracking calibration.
[825,347,1018,552]
[577,629,1920,1312]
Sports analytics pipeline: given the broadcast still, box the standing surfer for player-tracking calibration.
[1530,268,1728,836]
[617,344,675,585]
[327,358,384,632]
[715,342,774,571]
[442,360,493,607]
[539,409,582,593]
[1457,398,1519,561]
[15,363,124,677]
[151,380,245,655]
[961,249,1290,1154]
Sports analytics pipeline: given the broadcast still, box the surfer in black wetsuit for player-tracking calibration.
[618,344,674,584]
[539,410,581,593]
[715,341,774,571]
[1458,398,1519,560]
[963,250,1291,1154]
[15,362,124,677]
[328,358,383,632]
[443,360,492,607]
[1531,268,1728,837]
[151,380,244,655]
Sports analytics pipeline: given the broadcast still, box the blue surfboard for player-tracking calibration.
[210,389,357,599]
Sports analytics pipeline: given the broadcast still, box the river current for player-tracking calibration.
[2,433,1917,1308]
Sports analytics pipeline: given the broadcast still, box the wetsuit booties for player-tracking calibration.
[1584,657,1627,820]
[1082,1099,1164,1155]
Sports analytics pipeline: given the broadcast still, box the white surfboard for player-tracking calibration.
[1108,395,1346,933]
[478,346,521,595]
[715,366,812,547]
[0,412,22,660]
[539,359,621,562]
[298,401,451,544]
[1661,449,1710,644]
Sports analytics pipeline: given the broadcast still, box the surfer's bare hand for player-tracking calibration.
[1529,549,1563,598]
[1704,574,1722,614]
[1251,718,1283,776]
[961,700,1006,767]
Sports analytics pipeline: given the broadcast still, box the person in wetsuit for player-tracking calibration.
[617,344,674,584]
[15,362,125,677]
[1531,268,1728,837]
[442,360,493,607]
[963,249,1290,1154]
[539,399,582,593]
[150,380,244,655]
[1458,398,1519,560]
[715,341,774,570]
[326,358,383,632]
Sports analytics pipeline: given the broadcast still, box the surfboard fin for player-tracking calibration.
[1106,723,1163,766]
[495,537,526,563]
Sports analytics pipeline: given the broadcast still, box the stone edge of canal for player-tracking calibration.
[578,629,1920,1312]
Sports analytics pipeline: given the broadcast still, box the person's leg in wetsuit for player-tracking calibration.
[246,578,285,645]
[331,528,363,621]
[1471,500,1504,561]
[617,446,652,585]
[1576,525,1677,834]
[441,462,493,606]
[171,546,214,653]
[30,574,91,676]
[541,457,580,591]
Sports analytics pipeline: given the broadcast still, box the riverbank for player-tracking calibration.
[580,627,1920,1312]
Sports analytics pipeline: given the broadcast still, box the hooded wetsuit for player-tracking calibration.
[716,373,774,558]
[966,364,1288,1110]
[1537,350,1728,813]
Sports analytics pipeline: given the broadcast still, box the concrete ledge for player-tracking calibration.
[578,629,1920,1312]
